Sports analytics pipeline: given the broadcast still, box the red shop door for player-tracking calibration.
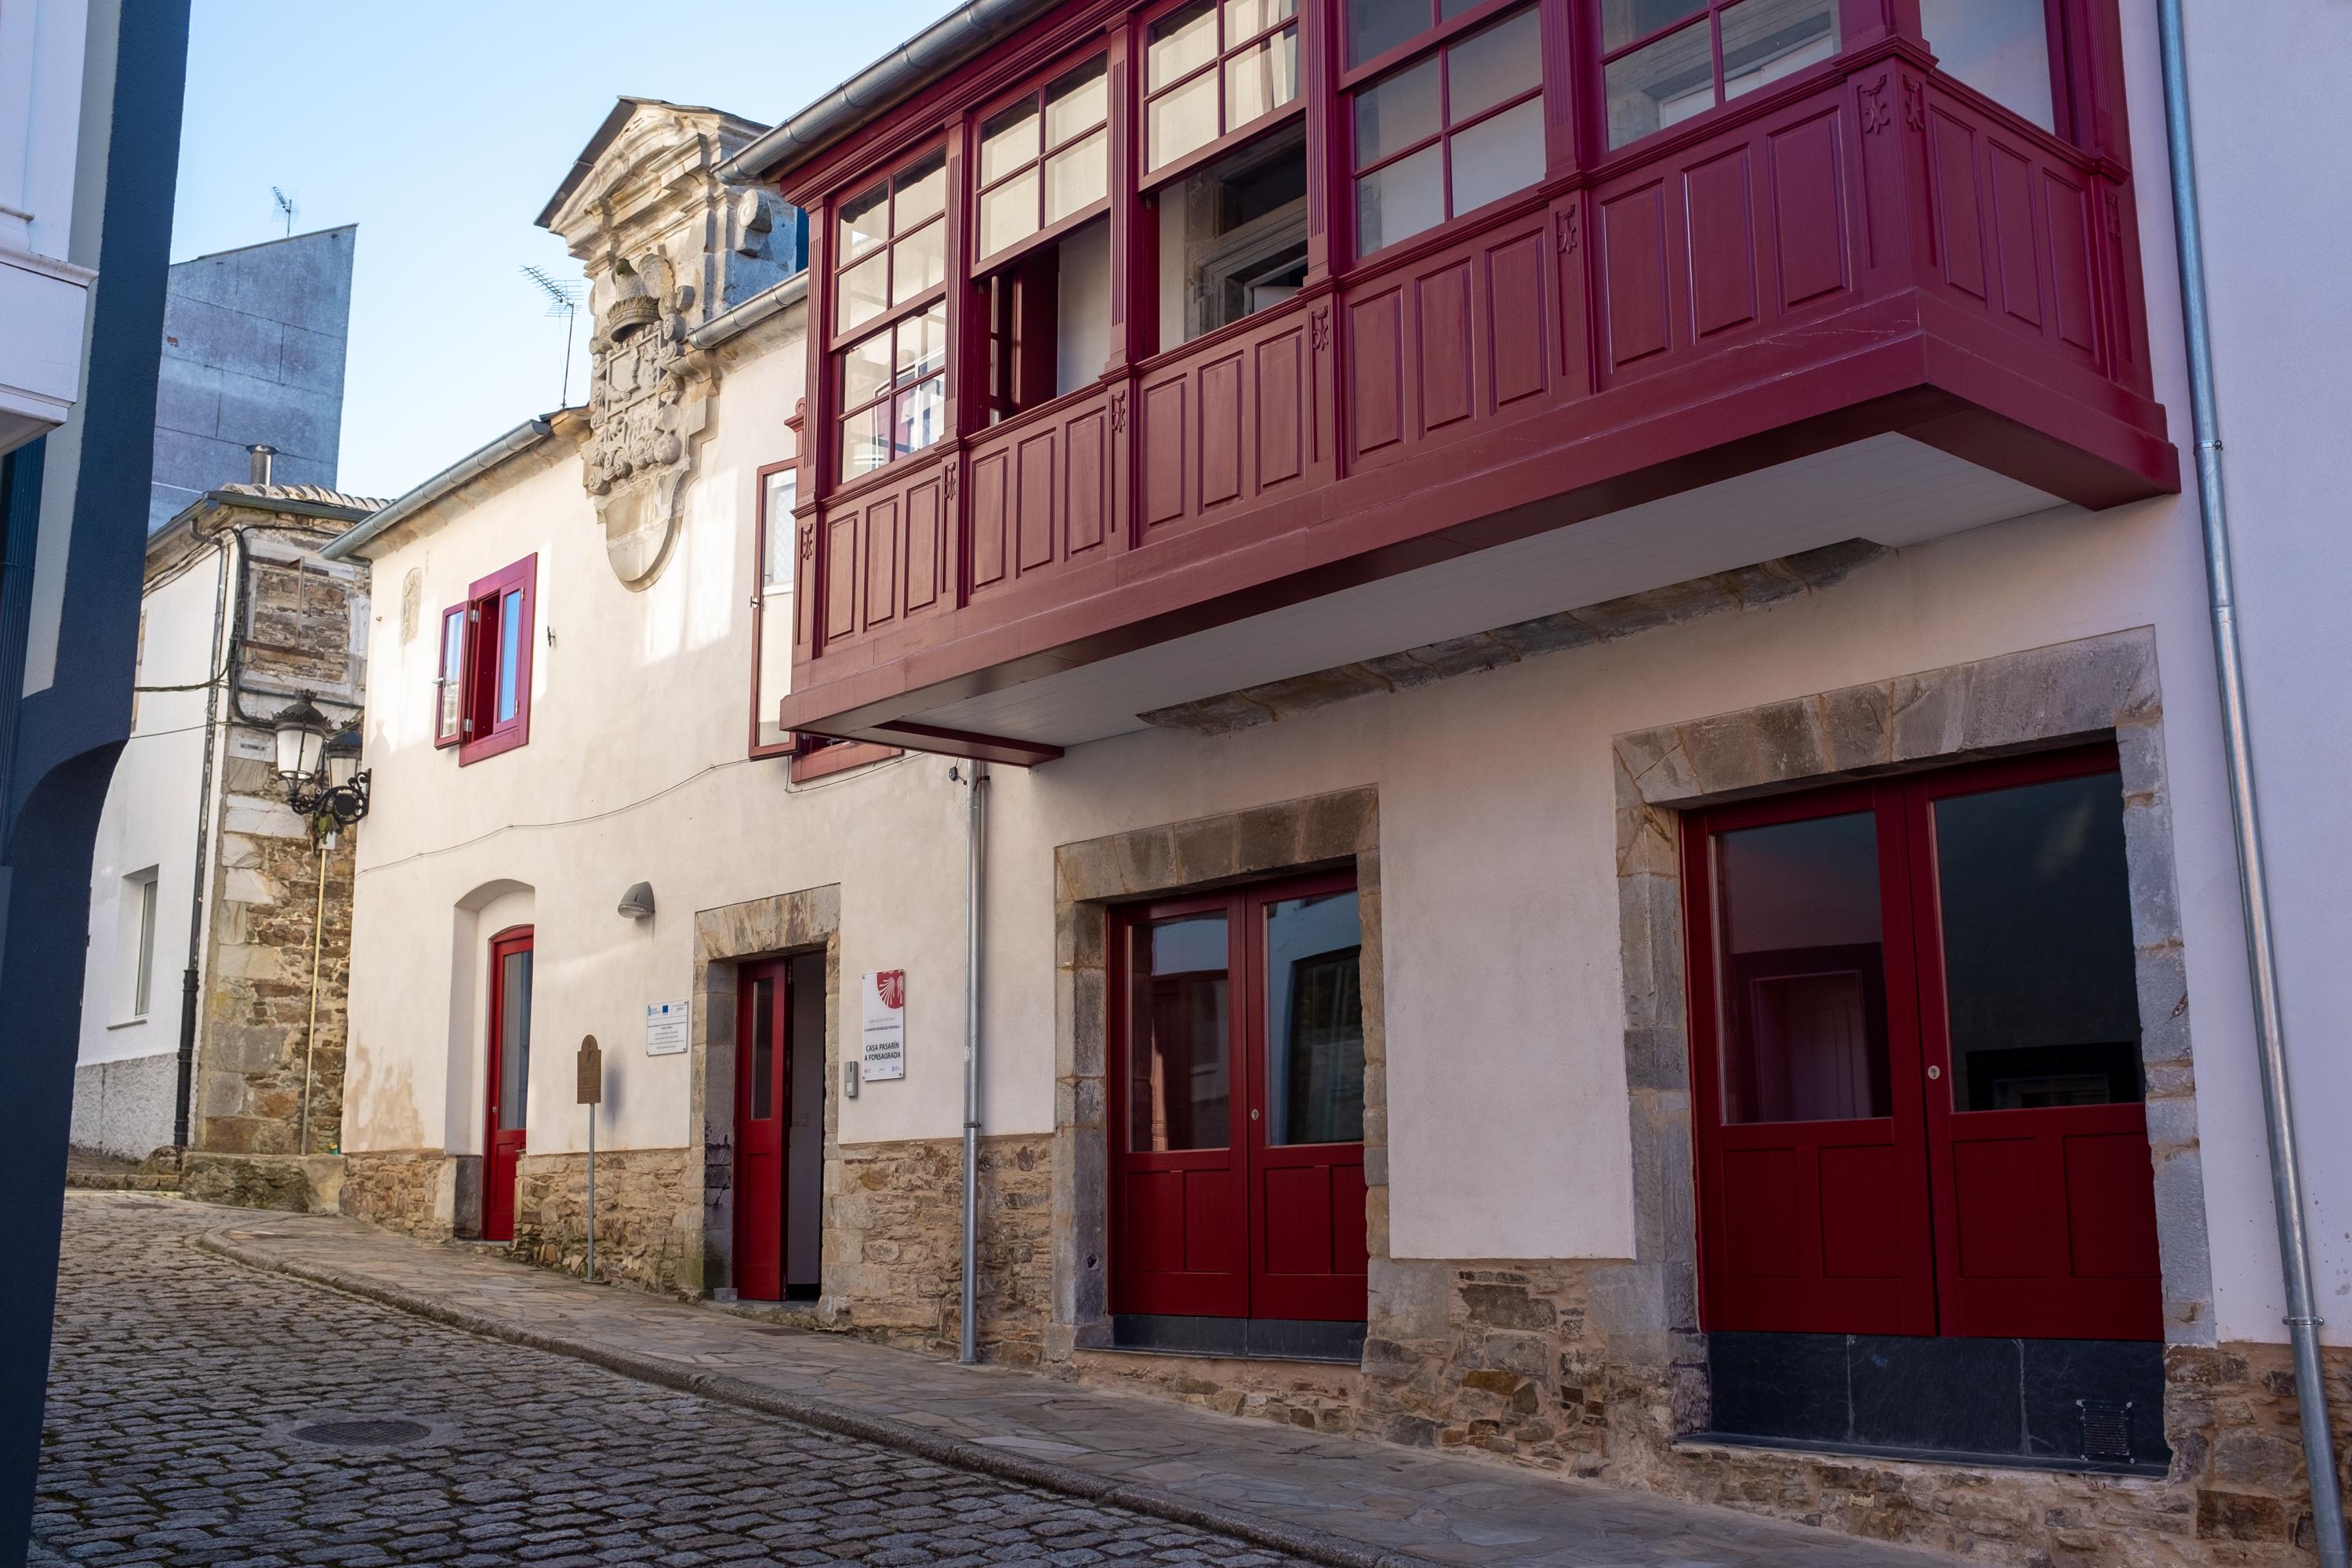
[481,926,533,1244]
[735,959,791,1302]
[1110,873,1370,1324]
[1685,745,2161,1341]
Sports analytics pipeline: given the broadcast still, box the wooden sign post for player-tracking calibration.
[577,1035,602,1283]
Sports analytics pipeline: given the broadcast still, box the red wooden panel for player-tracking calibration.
[1260,1166,1333,1275]
[1685,147,1757,341]
[904,475,942,613]
[1254,331,1304,486]
[1929,112,1987,301]
[1600,181,1671,368]
[1200,353,1243,509]
[1487,230,1548,408]
[1016,430,1055,572]
[1348,289,1404,456]
[2044,171,2099,357]
[1065,409,1108,555]
[1989,143,2043,329]
[823,512,858,639]
[862,495,899,629]
[1142,377,1186,525]
[971,451,1009,589]
[1951,1135,2044,1279]
[1817,1142,1904,1279]
[1125,1171,1185,1274]
[1184,1168,1242,1273]
[1417,260,1475,430]
[1768,111,1848,312]
[1331,1160,1368,1275]
[1721,1146,1802,1279]
[2063,1131,2162,1279]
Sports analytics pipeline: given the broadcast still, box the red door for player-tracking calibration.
[481,926,533,1244]
[1685,744,2161,1341]
[735,958,790,1302]
[1110,873,1369,1324]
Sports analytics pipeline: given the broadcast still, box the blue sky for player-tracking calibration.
[171,1,959,501]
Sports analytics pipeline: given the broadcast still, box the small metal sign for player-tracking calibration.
[576,1034,603,1105]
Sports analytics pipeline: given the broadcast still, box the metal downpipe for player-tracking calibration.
[960,760,990,1365]
[2156,7,2347,1563]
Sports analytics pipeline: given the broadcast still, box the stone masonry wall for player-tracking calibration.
[510,1148,697,1294]
[822,1133,1054,1365]
[339,1150,468,1240]
[194,757,354,1160]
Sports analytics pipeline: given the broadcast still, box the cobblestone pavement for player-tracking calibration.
[34,1193,1323,1567]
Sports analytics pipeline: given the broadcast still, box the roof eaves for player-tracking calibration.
[321,414,572,562]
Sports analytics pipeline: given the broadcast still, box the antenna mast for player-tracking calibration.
[521,265,588,408]
[271,187,297,238]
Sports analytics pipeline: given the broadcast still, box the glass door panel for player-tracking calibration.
[1262,892,1365,1146]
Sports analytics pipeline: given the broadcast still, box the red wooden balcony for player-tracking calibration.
[758,0,2174,764]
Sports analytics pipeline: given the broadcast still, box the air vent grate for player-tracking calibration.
[2078,1399,2134,1462]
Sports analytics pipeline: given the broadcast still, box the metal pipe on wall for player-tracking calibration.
[2156,8,2348,1564]
[295,834,328,1156]
[959,759,990,1365]
[172,527,237,1149]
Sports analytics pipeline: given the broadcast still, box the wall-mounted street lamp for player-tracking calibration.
[272,695,372,836]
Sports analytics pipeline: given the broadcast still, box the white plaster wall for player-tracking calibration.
[339,0,2352,1348]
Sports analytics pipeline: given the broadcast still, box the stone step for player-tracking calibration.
[64,1172,181,1193]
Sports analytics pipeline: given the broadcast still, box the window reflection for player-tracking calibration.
[1352,7,1546,256]
[1128,914,1232,1152]
[1263,893,1365,1146]
[1922,0,2055,132]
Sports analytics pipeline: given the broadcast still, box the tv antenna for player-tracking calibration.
[271,187,298,237]
[521,265,588,408]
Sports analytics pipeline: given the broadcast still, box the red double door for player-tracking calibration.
[734,953,825,1302]
[1109,872,1370,1323]
[1683,744,2161,1341]
[481,927,534,1244]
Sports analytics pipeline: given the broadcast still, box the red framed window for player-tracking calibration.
[1682,742,2161,1342]
[1349,4,1546,255]
[441,554,535,766]
[1142,0,1301,176]
[1596,0,1842,151]
[976,54,1112,266]
[833,146,950,483]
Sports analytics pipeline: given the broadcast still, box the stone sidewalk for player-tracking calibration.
[196,1203,1952,1568]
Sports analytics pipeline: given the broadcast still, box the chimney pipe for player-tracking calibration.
[247,444,276,486]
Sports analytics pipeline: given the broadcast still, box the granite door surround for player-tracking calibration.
[688,885,841,1299]
[1047,787,1384,1362]
[1611,627,2216,1363]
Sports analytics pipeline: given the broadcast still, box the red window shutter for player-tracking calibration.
[433,603,466,749]
[457,554,538,766]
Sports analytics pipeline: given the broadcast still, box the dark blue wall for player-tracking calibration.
[0,2,191,1558]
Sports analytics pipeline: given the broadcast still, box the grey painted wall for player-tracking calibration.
[150,225,354,533]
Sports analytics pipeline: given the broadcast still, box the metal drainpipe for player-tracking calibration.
[959,759,990,1365]
[295,834,328,1156]
[172,524,238,1149]
[2156,8,2348,1564]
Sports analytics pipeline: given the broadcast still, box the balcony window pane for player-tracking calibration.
[837,251,888,332]
[895,376,946,456]
[1722,0,1838,101]
[1606,17,1714,148]
[1225,0,1295,41]
[1450,96,1544,212]
[1712,811,1891,1125]
[1158,121,1308,343]
[1045,56,1109,143]
[1922,0,2055,133]
[841,401,891,477]
[893,148,947,228]
[980,97,1041,186]
[1602,0,1707,52]
[842,330,891,408]
[1447,6,1541,119]
[1348,0,1428,67]
[980,170,1041,257]
[1149,68,1221,167]
[1356,141,1443,252]
[1932,773,2143,1112]
[1044,129,1109,224]
[1224,27,1298,127]
[1127,913,1232,1152]
[892,221,946,303]
[898,301,949,383]
[1149,0,1218,91]
[1438,0,1479,14]
[1354,56,1440,166]
[838,180,888,260]
[761,467,797,592]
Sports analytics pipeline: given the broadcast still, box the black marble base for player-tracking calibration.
[1110,1313,1367,1363]
[1702,1331,2169,1472]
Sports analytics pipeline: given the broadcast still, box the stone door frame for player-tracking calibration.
[1047,787,1385,1361]
[688,886,841,1300]
[1610,627,2216,1381]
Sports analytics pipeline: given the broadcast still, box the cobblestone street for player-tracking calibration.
[34,1194,1316,1567]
